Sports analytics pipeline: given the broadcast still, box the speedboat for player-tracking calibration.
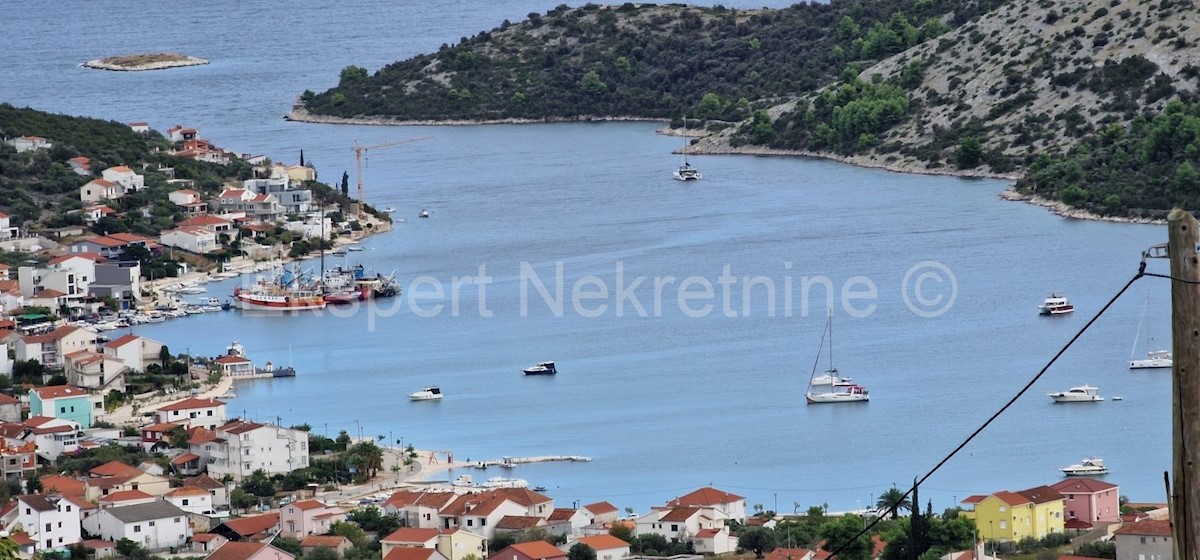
[419,209,430,218]
[1048,385,1103,402]
[523,361,557,375]
[1038,293,1074,315]
[409,386,443,401]
[673,162,702,181]
[1130,350,1172,369]
[1061,457,1107,476]
[383,207,397,213]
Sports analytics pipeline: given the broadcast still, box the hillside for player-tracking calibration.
[295,0,1002,124]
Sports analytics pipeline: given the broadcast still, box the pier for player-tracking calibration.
[470,455,591,469]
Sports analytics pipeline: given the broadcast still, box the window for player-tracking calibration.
[467,519,473,527]
[57,522,61,528]
[149,521,155,527]
[70,406,74,412]
[481,518,487,526]
[174,518,180,522]
[1067,494,1074,501]
[24,508,29,515]
[134,525,141,533]
[45,523,51,531]
[183,499,189,506]
[671,524,679,532]
[1069,510,1075,518]
[66,506,71,512]
[999,506,1006,512]
[60,406,66,413]
[999,521,1007,529]
[1140,537,1147,545]
[207,410,213,416]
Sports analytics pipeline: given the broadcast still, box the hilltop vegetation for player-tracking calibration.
[299,0,1002,123]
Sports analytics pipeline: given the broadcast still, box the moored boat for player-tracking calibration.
[1038,293,1074,315]
[409,386,443,401]
[1048,385,1103,403]
[523,361,557,375]
[1061,457,1107,476]
[233,266,327,311]
[805,311,869,404]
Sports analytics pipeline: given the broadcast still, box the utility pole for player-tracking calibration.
[1167,208,1200,560]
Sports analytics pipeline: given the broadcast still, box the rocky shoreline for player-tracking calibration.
[285,106,659,126]
[997,188,1166,225]
[83,53,209,72]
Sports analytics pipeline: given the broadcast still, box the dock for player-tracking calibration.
[471,455,591,469]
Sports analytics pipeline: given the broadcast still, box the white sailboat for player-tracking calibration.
[806,311,869,404]
[673,123,701,181]
[1129,296,1172,369]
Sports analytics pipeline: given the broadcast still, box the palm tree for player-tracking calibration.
[876,486,912,519]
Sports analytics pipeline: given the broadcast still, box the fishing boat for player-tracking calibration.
[409,386,443,401]
[1129,296,1172,369]
[1038,293,1074,315]
[233,266,327,311]
[523,361,557,375]
[1048,385,1104,403]
[806,311,869,404]
[1060,457,1108,476]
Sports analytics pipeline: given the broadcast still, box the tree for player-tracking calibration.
[877,486,912,519]
[115,539,141,557]
[300,149,305,167]
[738,526,775,558]
[341,171,350,196]
[955,137,983,169]
[609,521,634,543]
[25,471,42,494]
[12,359,46,383]
[568,543,597,560]
[159,345,171,368]
[230,488,256,511]
[336,430,352,451]
[307,548,340,560]
[331,522,368,547]
[241,469,275,497]
[491,532,517,552]
[820,516,872,560]
[273,537,302,556]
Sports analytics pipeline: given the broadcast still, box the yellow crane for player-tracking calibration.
[352,136,432,218]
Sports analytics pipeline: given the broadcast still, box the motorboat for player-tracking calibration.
[348,246,365,252]
[383,207,397,213]
[523,361,557,375]
[479,476,529,489]
[1048,385,1104,403]
[1061,457,1108,476]
[330,248,347,257]
[409,386,443,401]
[419,209,430,218]
[1038,293,1074,315]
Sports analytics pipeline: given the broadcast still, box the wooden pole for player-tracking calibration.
[1167,207,1200,560]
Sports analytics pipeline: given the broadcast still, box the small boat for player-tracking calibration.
[523,361,557,375]
[1112,396,1124,401]
[1129,296,1172,369]
[419,209,430,218]
[1048,385,1104,403]
[806,311,869,404]
[673,161,702,181]
[532,485,547,492]
[480,476,529,489]
[409,386,443,401]
[383,207,397,213]
[1038,293,1074,315]
[1061,457,1108,476]
[330,249,347,257]
[348,246,365,252]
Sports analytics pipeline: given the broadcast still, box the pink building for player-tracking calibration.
[1049,477,1119,525]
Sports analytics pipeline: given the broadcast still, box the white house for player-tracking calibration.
[182,474,229,510]
[82,204,116,225]
[546,508,590,536]
[11,136,52,153]
[581,502,620,525]
[190,419,308,480]
[102,334,166,374]
[16,493,83,552]
[101,166,145,193]
[278,500,345,538]
[160,226,218,253]
[63,349,126,393]
[693,527,738,555]
[86,500,191,552]
[666,487,747,524]
[80,179,124,203]
[0,211,17,240]
[153,397,226,430]
[165,487,215,515]
[67,156,92,176]
[167,125,198,143]
[383,490,458,529]
[437,488,554,540]
[22,416,80,462]
[16,326,96,367]
[562,535,630,560]
[129,122,151,134]
[635,507,713,542]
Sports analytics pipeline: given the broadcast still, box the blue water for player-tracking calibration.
[1,0,1173,515]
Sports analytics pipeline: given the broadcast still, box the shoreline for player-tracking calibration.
[285,106,662,127]
[83,54,209,72]
[998,187,1167,225]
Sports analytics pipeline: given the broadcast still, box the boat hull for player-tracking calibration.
[806,392,869,404]
[233,289,327,311]
[1039,305,1074,315]
[409,395,443,401]
[1049,394,1103,403]
[1129,358,1172,369]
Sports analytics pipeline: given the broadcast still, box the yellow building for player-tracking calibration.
[273,163,316,184]
[961,485,1065,543]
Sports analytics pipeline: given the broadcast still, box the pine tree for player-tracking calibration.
[300,149,305,167]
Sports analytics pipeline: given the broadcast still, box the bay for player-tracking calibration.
[0,0,1171,515]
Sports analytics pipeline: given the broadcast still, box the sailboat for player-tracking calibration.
[673,123,702,181]
[806,311,869,404]
[1129,296,1172,369]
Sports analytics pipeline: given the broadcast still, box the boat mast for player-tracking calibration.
[806,320,828,395]
[1131,295,1148,359]
[827,308,835,373]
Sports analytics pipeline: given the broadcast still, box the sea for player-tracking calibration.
[0,0,1174,516]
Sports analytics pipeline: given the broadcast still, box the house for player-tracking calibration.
[190,419,308,480]
[563,535,630,560]
[273,163,316,184]
[178,214,235,236]
[169,189,208,215]
[1113,519,1173,560]
[82,539,117,558]
[102,333,166,373]
[161,226,219,253]
[381,527,441,554]
[692,527,737,555]
[21,417,80,461]
[69,233,156,259]
[765,548,828,560]
[165,486,215,515]
[28,385,99,427]
[206,542,294,560]
[278,500,345,538]
[438,488,555,540]
[387,548,449,560]
[0,441,33,481]
[961,486,1066,542]
[215,354,256,378]
[5,533,37,557]
[383,491,459,529]
[216,189,281,222]
[1049,478,1120,525]
[581,502,620,525]
[67,156,92,176]
[100,166,145,193]
[244,172,313,214]
[666,487,746,524]
[63,349,126,393]
[0,393,20,423]
[82,204,116,224]
[154,397,226,430]
[11,136,51,153]
[0,212,17,240]
[16,494,83,552]
[167,125,199,143]
[192,533,229,554]
[545,508,589,536]
[211,512,280,542]
[301,536,352,557]
[129,122,151,134]
[83,461,171,501]
[635,507,713,542]
[98,490,156,509]
[80,179,124,203]
[489,541,567,560]
[183,474,230,509]
[91,260,142,310]
[85,500,190,551]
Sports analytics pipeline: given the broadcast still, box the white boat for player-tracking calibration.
[523,361,557,375]
[1038,292,1074,315]
[806,311,869,404]
[409,386,443,401]
[419,209,430,218]
[178,286,207,295]
[1048,385,1104,403]
[672,127,702,181]
[479,476,529,489]
[383,207,397,213]
[1061,457,1108,476]
[1129,296,1172,369]
[348,246,364,252]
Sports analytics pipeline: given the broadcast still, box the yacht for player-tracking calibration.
[1038,293,1074,315]
[1061,457,1108,476]
[409,386,443,401]
[523,361,557,375]
[673,162,702,181]
[1048,385,1104,403]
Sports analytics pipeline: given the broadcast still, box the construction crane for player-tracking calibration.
[352,136,431,218]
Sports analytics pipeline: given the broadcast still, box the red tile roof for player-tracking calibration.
[575,535,629,550]
[156,397,225,412]
[99,489,153,503]
[1017,486,1064,505]
[669,487,745,507]
[193,533,224,542]
[582,501,618,514]
[290,500,326,511]
[695,528,721,539]
[497,515,544,530]
[504,541,566,560]
[384,490,457,510]
[90,460,143,477]
[40,475,85,497]
[33,289,67,298]
[166,486,208,497]
[0,394,18,405]
[31,384,88,400]
[107,232,152,243]
[993,491,1032,507]
[659,507,701,522]
[23,326,82,344]
[302,536,349,548]
[382,527,440,543]
[1114,519,1173,537]
[547,508,577,522]
[765,548,818,560]
[1050,478,1118,493]
[170,453,201,466]
[207,542,271,560]
[81,539,115,550]
[183,473,225,490]
[103,334,141,349]
[218,512,280,538]
[1063,519,1094,530]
